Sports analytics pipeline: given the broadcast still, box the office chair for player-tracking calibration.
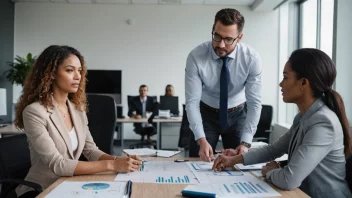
[346,155,352,191]
[178,104,192,155]
[253,105,273,143]
[86,94,117,155]
[0,134,43,198]
[127,95,158,149]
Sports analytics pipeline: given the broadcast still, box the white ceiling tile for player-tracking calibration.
[159,0,181,4]
[16,0,50,2]
[49,0,67,3]
[204,0,255,6]
[132,0,158,4]
[181,0,203,4]
[67,0,92,3]
[95,0,129,3]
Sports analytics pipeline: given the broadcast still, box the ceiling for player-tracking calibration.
[11,0,285,12]
[11,0,256,5]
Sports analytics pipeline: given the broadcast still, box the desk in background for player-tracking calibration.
[37,156,309,198]
[116,117,182,150]
[0,124,23,138]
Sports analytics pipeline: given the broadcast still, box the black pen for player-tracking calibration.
[124,180,132,198]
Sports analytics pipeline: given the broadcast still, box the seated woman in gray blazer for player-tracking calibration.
[212,48,352,198]
[14,45,142,197]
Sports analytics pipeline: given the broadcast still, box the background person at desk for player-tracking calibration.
[185,8,262,162]
[128,85,158,145]
[165,84,175,96]
[213,48,352,198]
[14,45,142,198]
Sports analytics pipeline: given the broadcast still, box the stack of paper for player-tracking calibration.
[251,141,268,148]
[123,148,180,158]
[235,163,266,170]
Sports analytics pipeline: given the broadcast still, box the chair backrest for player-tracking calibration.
[87,94,117,155]
[127,95,137,110]
[254,105,273,141]
[178,104,192,148]
[346,155,352,191]
[0,134,31,195]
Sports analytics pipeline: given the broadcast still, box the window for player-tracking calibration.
[300,0,317,48]
[280,0,335,125]
[320,0,334,58]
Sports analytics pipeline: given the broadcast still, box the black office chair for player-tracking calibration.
[0,134,43,198]
[86,94,117,155]
[127,95,158,149]
[178,104,192,150]
[346,155,352,191]
[253,105,273,143]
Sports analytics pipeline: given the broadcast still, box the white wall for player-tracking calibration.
[335,0,352,122]
[14,3,279,139]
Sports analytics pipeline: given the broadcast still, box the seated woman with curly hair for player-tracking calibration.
[15,45,142,198]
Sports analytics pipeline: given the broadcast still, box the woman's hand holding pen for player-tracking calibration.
[110,156,142,173]
[212,154,244,171]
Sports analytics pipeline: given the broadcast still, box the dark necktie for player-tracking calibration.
[220,57,230,129]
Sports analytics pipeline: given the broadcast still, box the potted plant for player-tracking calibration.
[5,53,37,86]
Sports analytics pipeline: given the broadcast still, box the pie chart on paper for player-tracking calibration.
[81,183,110,190]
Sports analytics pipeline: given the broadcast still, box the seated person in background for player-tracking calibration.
[212,48,352,198]
[128,85,158,144]
[14,45,142,198]
[165,84,175,96]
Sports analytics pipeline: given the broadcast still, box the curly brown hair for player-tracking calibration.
[15,45,88,129]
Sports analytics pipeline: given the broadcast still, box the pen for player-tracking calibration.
[124,180,132,198]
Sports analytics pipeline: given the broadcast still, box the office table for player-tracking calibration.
[37,156,309,198]
[116,117,182,150]
[0,124,24,137]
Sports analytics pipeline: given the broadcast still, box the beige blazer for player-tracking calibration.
[16,100,106,196]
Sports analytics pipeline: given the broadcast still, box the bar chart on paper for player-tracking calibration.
[155,175,191,184]
[183,179,281,198]
[214,180,280,197]
[115,172,199,184]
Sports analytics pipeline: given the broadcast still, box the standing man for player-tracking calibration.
[128,85,158,145]
[185,8,262,162]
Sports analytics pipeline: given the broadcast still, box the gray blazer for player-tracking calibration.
[16,100,106,196]
[243,98,352,198]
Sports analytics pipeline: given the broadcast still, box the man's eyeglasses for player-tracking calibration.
[211,32,240,45]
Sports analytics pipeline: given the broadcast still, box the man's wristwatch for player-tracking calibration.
[240,141,251,148]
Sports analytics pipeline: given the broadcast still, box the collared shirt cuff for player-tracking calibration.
[240,133,253,144]
[194,132,206,141]
[265,169,276,180]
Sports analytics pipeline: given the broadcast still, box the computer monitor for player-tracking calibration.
[159,96,179,116]
[86,70,121,104]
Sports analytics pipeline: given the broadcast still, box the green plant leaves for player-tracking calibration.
[5,53,37,86]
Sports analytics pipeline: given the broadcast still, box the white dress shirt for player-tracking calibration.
[68,127,78,153]
[185,41,262,143]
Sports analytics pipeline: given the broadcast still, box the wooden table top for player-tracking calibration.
[37,156,309,198]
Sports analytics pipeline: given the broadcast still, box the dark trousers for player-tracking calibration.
[189,101,247,157]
